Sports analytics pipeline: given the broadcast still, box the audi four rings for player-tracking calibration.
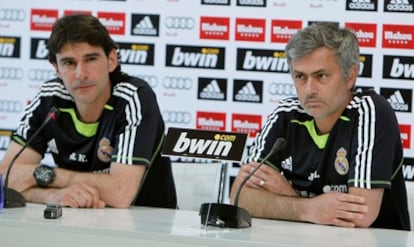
[268,82,296,96]
[0,67,24,80]
[0,9,25,22]
[165,16,195,29]
[0,100,23,113]
[134,74,159,88]
[162,111,192,124]
[162,77,193,89]
[28,69,56,81]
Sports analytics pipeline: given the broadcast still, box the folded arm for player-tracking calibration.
[0,141,146,208]
[230,162,383,228]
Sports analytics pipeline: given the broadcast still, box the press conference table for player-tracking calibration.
[1,203,413,247]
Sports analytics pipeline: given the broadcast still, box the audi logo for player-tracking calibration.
[0,8,25,22]
[268,82,296,96]
[28,69,56,82]
[0,67,24,80]
[163,77,193,90]
[165,16,195,30]
[162,111,192,124]
[134,74,159,88]
[0,100,23,113]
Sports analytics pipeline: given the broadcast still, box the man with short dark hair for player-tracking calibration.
[0,14,177,209]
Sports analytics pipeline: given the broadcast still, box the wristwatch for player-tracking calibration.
[33,165,56,187]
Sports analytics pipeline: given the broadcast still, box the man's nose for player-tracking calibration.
[304,77,318,94]
[75,63,87,80]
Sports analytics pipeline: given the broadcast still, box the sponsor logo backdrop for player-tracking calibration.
[0,0,413,201]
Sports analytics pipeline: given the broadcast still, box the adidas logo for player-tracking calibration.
[234,81,260,102]
[347,0,376,10]
[388,90,409,111]
[281,156,292,171]
[47,138,59,154]
[200,80,225,100]
[132,16,157,36]
[385,0,413,12]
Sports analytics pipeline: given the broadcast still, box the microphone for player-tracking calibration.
[199,138,287,228]
[3,106,60,208]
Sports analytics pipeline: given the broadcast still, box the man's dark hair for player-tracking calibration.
[47,14,124,83]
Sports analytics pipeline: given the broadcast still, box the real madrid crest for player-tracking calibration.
[334,147,349,175]
[97,137,113,163]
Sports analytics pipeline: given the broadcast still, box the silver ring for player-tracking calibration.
[259,179,265,187]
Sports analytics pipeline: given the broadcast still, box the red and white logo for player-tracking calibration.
[345,22,377,48]
[63,10,92,16]
[231,114,261,138]
[200,16,230,40]
[30,9,58,31]
[196,111,226,131]
[400,124,411,149]
[235,18,266,42]
[270,20,302,44]
[97,12,126,35]
[382,24,414,49]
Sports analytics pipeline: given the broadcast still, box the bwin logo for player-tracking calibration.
[403,164,414,180]
[0,135,11,150]
[390,58,414,79]
[173,132,232,157]
[119,48,147,64]
[31,39,48,59]
[171,47,218,68]
[241,50,289,72]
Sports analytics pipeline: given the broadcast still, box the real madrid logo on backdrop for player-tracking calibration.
[97,137,113,163]
[334,147,349,175]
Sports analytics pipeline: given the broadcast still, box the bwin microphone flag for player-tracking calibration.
[162,127,247,162]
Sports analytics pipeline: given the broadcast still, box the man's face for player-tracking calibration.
[53,42,117,108]
[291,47,356,122]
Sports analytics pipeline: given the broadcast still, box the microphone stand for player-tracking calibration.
[199,138,286,228]
[3,106,60,208]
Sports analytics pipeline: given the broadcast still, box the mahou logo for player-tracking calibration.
[271,20,302,44]
[30,9,58,31]
[200,16,230,40]
[235,18,266,42]
[63,10,91,16]
[382,24,414,49]
[345,22,377,48]
[231,114,261,138]
[196,111,226,131]
[97,12,125,35]
[400,124,411,149]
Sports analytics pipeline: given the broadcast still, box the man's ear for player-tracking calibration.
[347,65,358,90]
[108,49,118,72]
[53,63,63,79]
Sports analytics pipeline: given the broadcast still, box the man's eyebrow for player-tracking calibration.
[84,52,101,58]
[293,69,326,75]
[58,56,74,63]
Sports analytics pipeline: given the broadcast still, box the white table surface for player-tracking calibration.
[1,203,413,247]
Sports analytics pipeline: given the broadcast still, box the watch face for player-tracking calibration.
[34,165,55,187]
